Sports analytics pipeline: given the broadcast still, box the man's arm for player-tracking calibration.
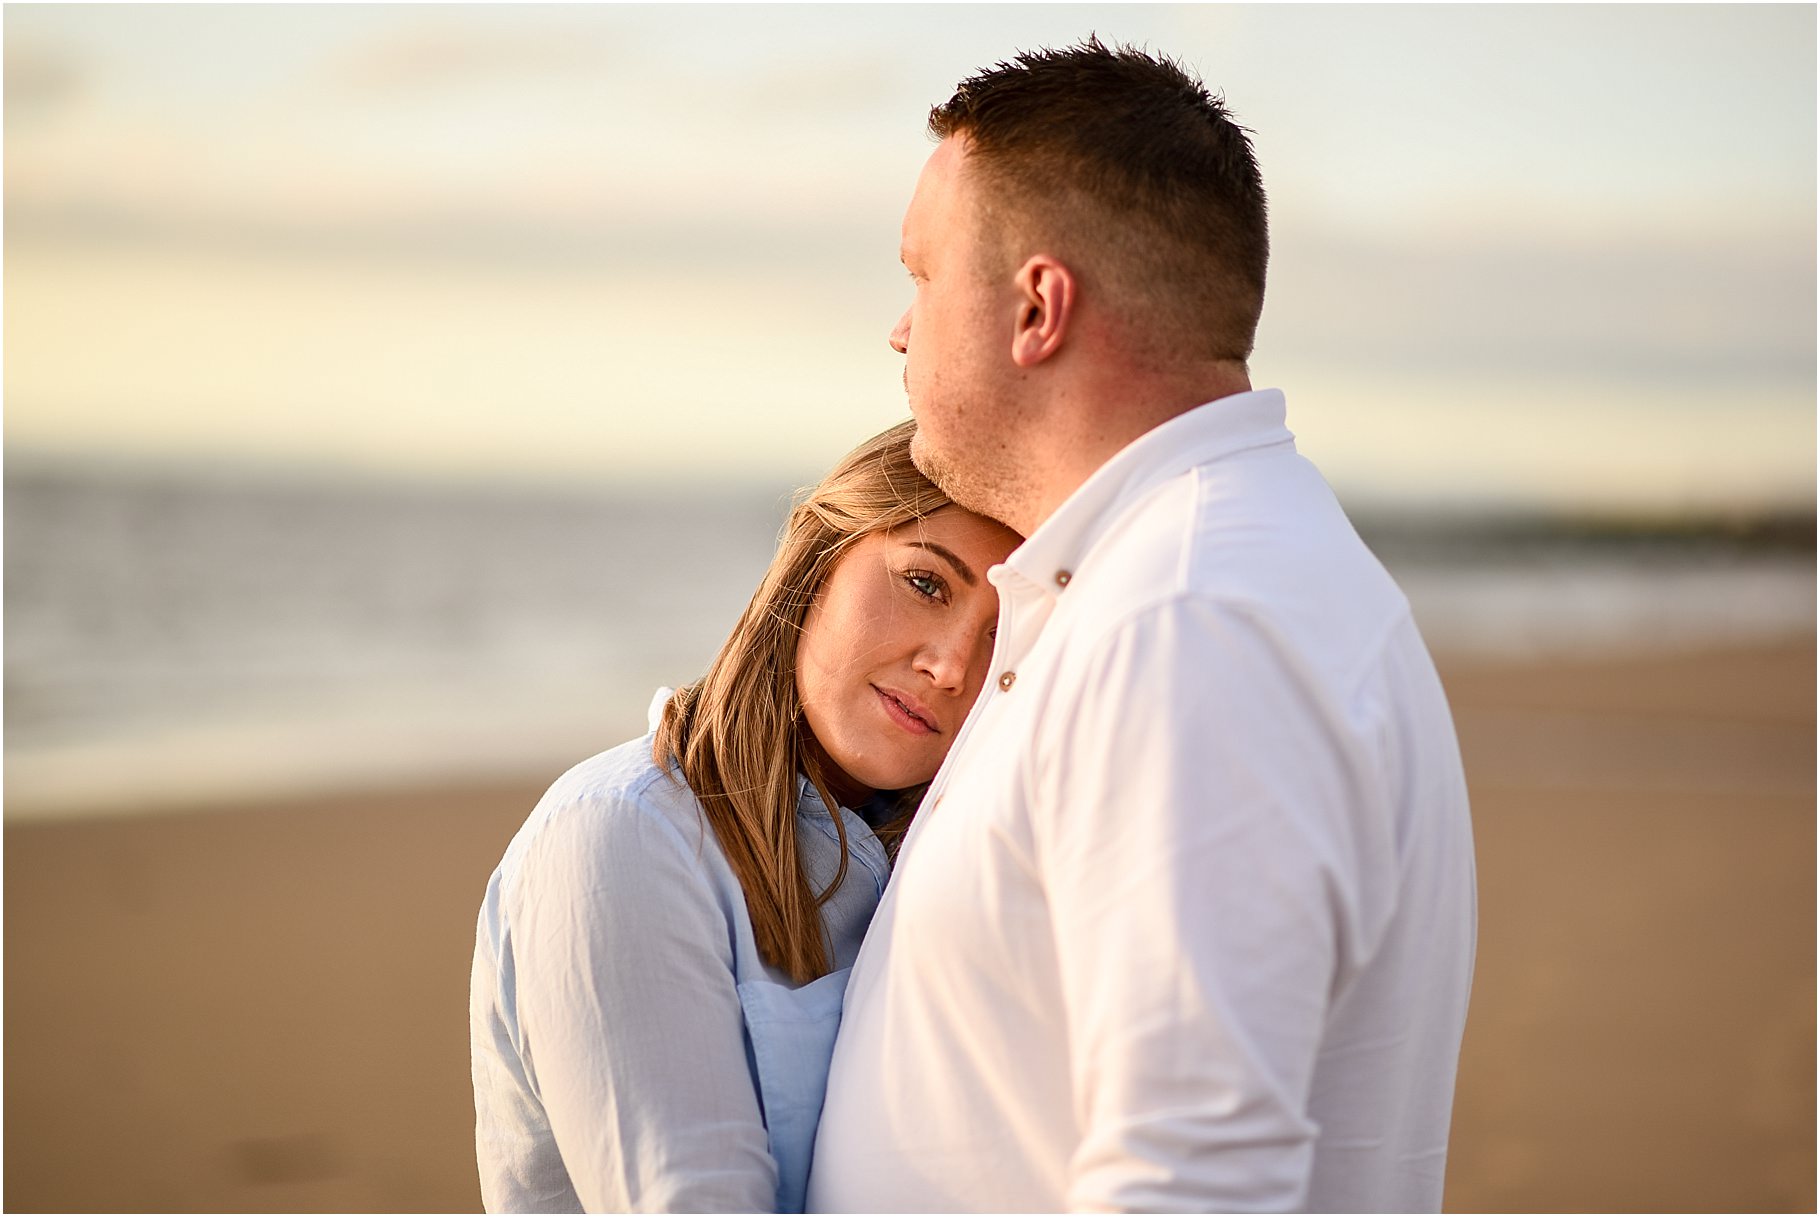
[510,796,778,1212]
[1035,598,1373,1212]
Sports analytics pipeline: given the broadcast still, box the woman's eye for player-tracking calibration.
[905,572,944,601]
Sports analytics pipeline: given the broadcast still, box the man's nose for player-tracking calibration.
[889,309,910,355]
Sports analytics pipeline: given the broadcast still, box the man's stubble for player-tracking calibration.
[908,395,1035,536]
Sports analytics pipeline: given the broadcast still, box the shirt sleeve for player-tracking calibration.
[1032,598,1371,1213]
[507,790,778,1213]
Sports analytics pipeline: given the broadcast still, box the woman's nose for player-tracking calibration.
[916,625,985,694]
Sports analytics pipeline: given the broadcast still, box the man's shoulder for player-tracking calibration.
[1060,455,1419,686]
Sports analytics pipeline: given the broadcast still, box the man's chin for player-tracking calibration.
[911,435,999,521]
[907,430,948,487]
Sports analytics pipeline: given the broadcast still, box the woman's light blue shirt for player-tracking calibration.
[469,710,890,1213]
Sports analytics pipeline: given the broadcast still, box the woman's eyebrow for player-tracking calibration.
[906,541,977,587]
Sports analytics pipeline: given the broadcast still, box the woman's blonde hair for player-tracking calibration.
[653,419,953,983]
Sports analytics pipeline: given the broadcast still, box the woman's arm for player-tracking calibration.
[508,790,777,1212]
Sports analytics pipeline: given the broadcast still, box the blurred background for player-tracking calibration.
[4,4,1813,1211]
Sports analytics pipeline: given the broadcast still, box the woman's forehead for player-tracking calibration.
[884,508,1021,560]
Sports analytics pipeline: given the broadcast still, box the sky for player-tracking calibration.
[4,3,1815,513]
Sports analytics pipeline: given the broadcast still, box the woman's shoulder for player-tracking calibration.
[495,734,722,901]
[540,733,684,816]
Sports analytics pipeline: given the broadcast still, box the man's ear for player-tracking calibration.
[1010,255,1075,368]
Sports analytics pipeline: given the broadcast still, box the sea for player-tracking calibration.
[5,463,1813,821]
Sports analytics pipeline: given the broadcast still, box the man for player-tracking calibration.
[807,38,1476,1213]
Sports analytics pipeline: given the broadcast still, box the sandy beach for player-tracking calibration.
[5,639,1814,1212]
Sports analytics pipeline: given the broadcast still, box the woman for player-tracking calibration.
[469,420,1020,1213]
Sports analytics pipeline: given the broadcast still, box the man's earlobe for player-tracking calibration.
[1011,256,1075,369]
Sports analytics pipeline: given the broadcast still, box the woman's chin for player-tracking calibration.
[839,753,938,798]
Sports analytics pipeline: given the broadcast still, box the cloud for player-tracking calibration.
[735,54,907,118]
[328,21,624,96]
[1264,223,1817,386]
[3,40,83,120]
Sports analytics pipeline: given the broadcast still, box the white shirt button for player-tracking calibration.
[998,671,1017,691]
[1055,570,1072,588]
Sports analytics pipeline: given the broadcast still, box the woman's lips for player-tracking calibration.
[873,684,938,735]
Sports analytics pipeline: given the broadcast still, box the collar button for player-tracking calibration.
[1054,570,1072,588]
[998,671,1017,691]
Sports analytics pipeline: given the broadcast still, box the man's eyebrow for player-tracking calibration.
[907,541,978,587]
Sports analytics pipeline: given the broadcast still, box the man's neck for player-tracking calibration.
[1008,366,1252,537]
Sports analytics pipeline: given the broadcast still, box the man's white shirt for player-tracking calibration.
[807,389,1477,1213]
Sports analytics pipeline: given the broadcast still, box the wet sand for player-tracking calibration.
[5,640,1814,1212]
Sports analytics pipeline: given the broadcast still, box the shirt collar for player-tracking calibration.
[796,771,830,816]
[797,772,897,829]
[994,388,1293,596]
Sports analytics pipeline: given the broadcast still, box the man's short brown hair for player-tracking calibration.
[929,36,1268,364]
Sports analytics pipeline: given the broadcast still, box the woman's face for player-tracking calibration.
[796,505,1020,804]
